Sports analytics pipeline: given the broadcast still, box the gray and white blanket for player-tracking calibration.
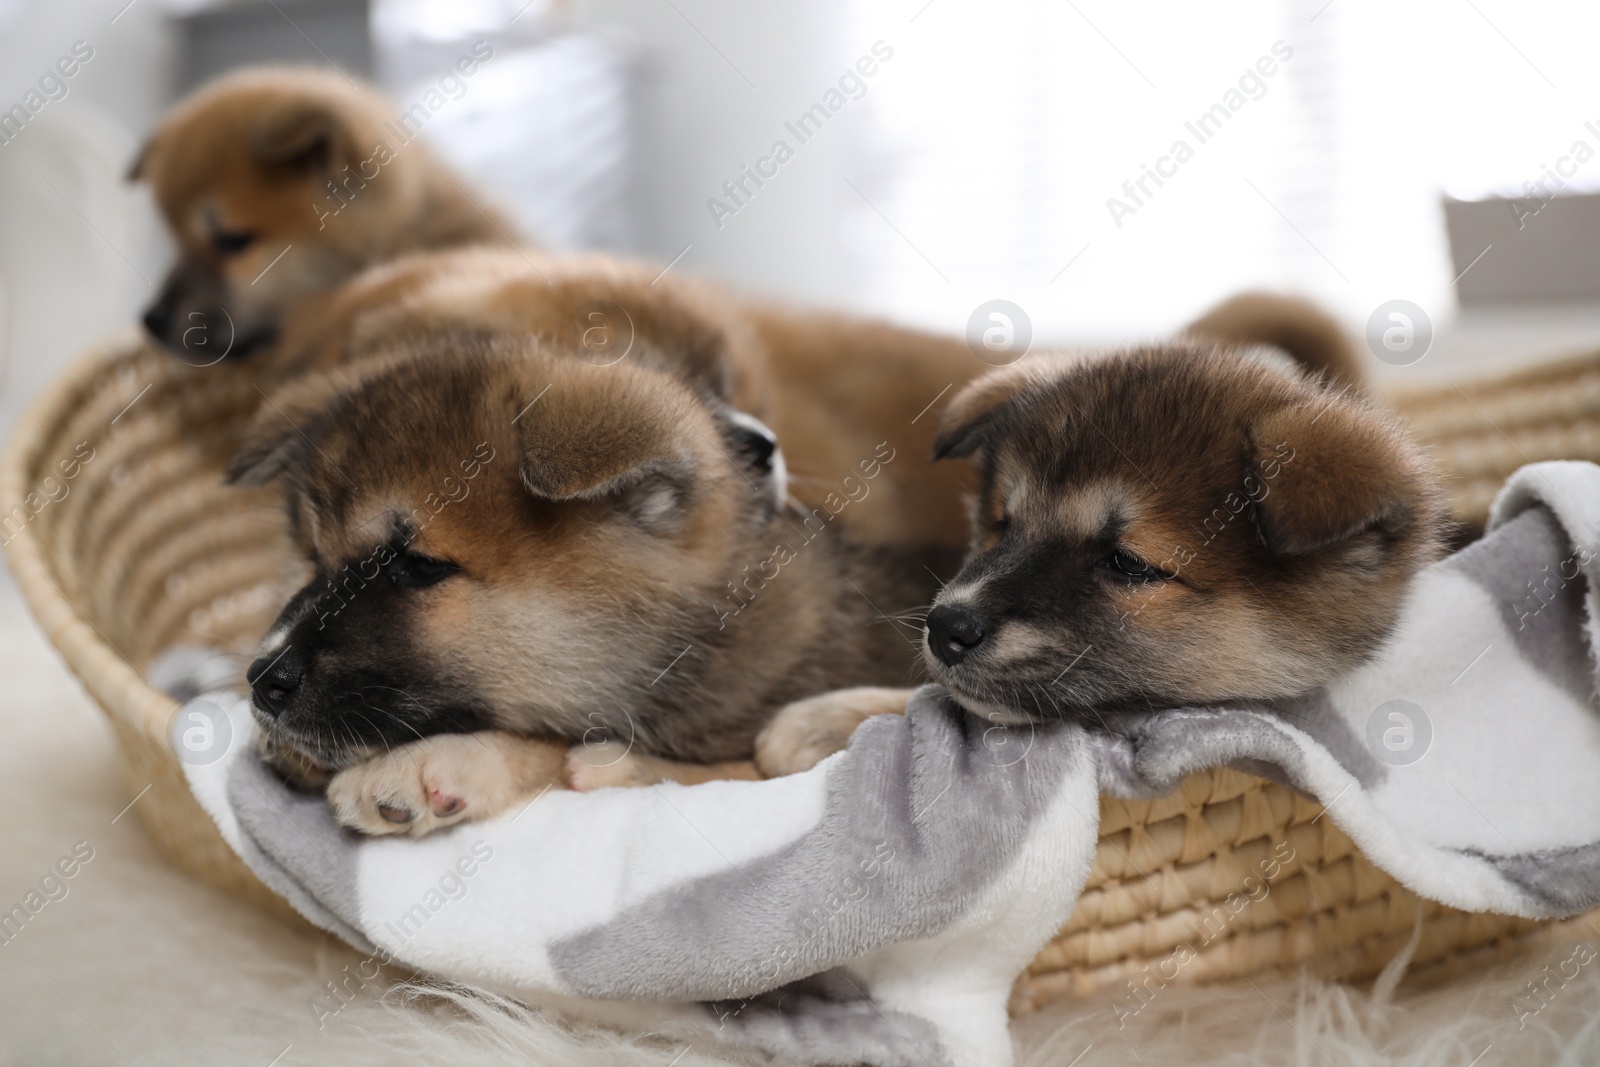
[180,461,1600,1067]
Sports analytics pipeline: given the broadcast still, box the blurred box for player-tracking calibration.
[173,0,372,91]
[1445,191,1600,305]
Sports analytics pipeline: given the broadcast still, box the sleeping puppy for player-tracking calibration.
[129,67,512,362]
[231,331,937,834]
[755,317,1449,772]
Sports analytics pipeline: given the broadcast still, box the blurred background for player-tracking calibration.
[4,0,1600,442]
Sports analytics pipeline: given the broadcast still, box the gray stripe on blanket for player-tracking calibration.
[226,752,373,950]
[1083,693,1384,797]
[1447,507,1597,707]
[1090,705,1340,798]
[1477,841,1600,914]
[706,970,952,1067]
[547,686,1083,1002]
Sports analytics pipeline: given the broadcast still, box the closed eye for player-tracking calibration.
[1099,548,1174,584]
[387,550,459,589]
[211,230,257,257]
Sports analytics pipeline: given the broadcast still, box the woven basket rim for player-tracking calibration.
[1,329,180,749]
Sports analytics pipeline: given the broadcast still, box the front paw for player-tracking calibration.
[564,741,664,791]
[327,732,563,837]
[755,687,911,777]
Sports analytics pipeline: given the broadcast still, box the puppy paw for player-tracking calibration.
[564,741,664,791]
[328,731,565,838]
[755,687,913,777]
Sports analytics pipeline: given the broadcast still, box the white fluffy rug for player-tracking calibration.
[3,578,1599,1066]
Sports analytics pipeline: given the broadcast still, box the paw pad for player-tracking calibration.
[377,802,415,824]
[427,789,465,817]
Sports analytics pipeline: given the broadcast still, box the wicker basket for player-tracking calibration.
[7,333,1600,1006]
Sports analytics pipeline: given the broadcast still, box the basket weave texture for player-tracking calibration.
[6,334,1599,1006]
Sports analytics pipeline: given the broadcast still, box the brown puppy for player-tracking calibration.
[267,245,979,555]
[754,315,1449,771]
[233,330,937,835]
[130,67,512,361]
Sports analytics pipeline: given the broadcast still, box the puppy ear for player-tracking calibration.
[933,362,1033,460]
[517,380,696,530]
[225,368,360,486]
[252,104,344,171]
[226,411,303,486]
[1249,399,1420,556]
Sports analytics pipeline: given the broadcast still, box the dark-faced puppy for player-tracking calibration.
[130,67,511,362]
[232,332,932,831]
[918,345,1449,724]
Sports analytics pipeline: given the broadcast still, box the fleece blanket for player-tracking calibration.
[176,461,1600,1067]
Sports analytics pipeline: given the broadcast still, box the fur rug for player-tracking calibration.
[4,580,1598,1066]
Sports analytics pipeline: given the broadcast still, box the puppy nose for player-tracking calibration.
[247,647,305,717]
[141,303,172,340]
[927,604,987,666]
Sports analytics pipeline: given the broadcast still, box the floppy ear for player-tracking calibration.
[516,380,696,530]
[251,104,345,171]
[226,409,304,486]
[225,368,361,486]
[932,362,1034,460]
[1249,400,1419,556]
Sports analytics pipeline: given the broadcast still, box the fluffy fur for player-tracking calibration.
[1184,289,1365,391]
[756,300,1448,771]
[230,334,941,832]
[267,244,980,555]
[921,342,1449,723]
[129,68,514,360]
[226,238,982,832]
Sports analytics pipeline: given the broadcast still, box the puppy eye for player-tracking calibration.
[988,513,1011,535]
[211,230,256,257]
[1101,549,1173,583]
[387,551,458,589]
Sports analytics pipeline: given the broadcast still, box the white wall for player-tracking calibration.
[568,0,859,308]
[0,0,174,436]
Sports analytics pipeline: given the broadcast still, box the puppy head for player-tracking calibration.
[230,334,786,769]
[130,69,430,362]
[925,345,1448,724]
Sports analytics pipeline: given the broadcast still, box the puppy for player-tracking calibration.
[129,67,513,361]
[232,331,940,834]
[266,244,980,555]
[755,305,1449,771]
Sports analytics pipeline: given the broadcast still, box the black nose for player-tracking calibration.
[142,303,172,340]
[247,646,305,717]
[927,604,987,666]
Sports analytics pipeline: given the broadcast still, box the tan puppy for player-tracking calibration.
[129,67,513,361]
[755,312,1449,773]
[268,244,979,555]
[232,331,941,834]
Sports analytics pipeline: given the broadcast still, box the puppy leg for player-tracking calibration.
[565,742,761,791]
[327,731,566,838]
[755,687,914,777]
